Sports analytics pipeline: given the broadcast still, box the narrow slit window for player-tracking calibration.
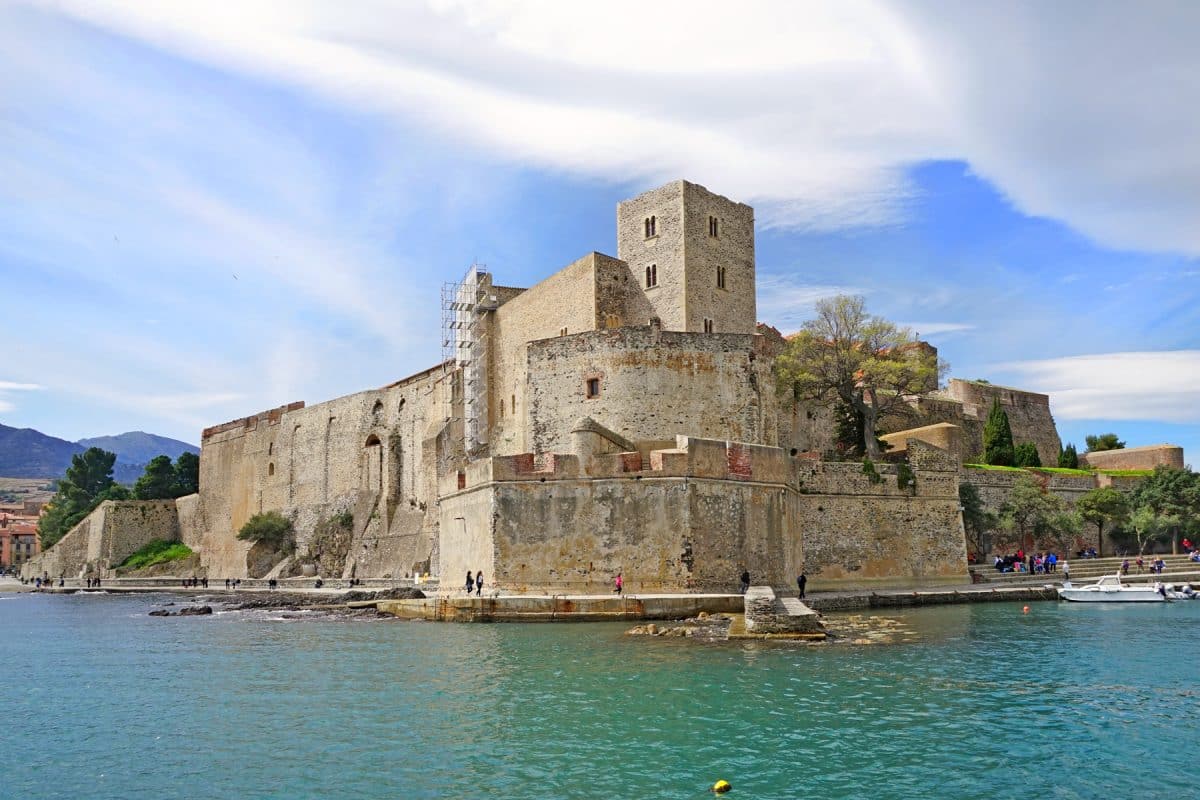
[708,216,719,237]
[703,318,714,333]
[586,378,600,398]
[716,266,726,289]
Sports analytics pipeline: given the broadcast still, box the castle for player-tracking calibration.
[30,180,1178,590]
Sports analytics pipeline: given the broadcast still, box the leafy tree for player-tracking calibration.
[175,452,200,496]
[774,295,945,460]
[1126,506,1175,555]
[1129,465,1200,550]
[1076,487,1129,555]
[959,482,997,557]
[1085,433,1125,452]
[237,511,295,552]
[982,398,1014,466]
[133,455,180,500]
[37,447,120,549]
[1058,443,1079,469]
[1013,442,1042,468]
[998,475,1068,549]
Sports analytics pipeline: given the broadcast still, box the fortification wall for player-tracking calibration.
[22,499,180,579]
[192,365,452,579]
[962,467,1108,556]
[524,326,778,455]
[488,253,608,456]
[1080,445,1184,471]
[946,379,1062,465]
[796,441,967,589]
[440,436,963,593]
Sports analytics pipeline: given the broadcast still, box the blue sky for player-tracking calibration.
[1,1,1198,463]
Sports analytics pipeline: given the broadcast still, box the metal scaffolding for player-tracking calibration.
[440,264,496,453]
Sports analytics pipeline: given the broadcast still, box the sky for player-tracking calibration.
[1,0,1198,462]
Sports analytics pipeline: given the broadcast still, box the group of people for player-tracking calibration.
[993,549,1064,576]
[181,576,208,588]
[1122,557,1166,575]
[464,570,485,596]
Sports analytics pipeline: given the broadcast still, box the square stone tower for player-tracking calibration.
[616,180,756,334]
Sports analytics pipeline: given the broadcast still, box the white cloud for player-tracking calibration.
[755,276,859,333]
[1000,351,1200,423]
[0,382,42,391]
[15,0,1198,253]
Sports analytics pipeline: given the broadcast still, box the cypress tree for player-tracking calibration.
[1058,443,1079,469]
[1014,442,1041,468]
[983,398,1015,466]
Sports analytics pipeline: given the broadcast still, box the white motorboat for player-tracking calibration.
[1057,573,1169,603]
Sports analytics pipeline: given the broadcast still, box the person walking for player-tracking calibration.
[797,572,807,599]
[1061,560,1070,582]
[465,570,474,594]
[475,571,484,597]
[739,570,751,594]
[614,573,623,595]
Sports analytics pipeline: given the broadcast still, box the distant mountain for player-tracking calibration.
[0,424,82,480]
[0,425,198,484]
[76,431,199,467]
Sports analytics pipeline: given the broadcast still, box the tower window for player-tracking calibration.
[512,394,516,414]
[708,216,719,237]
[703,318,714,333]
[716,266,726,289]
[586,378,601,399]
[560,327,568,337]
[645,216,657,238]
[646,263,658,288]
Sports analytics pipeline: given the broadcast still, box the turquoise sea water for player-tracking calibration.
[3,593,1198,799]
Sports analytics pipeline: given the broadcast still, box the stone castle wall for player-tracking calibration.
[524,326,779,454]
[1080,444,1184,471]
[192,363,455,579]
[945,379,1062,465]
[22,499,181,579]
[439,436,966,593]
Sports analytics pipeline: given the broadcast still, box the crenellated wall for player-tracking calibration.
[439,436,966,593]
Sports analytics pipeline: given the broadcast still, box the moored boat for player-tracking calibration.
[1058,573,1168,603]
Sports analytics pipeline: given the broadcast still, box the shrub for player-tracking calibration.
[236,511,294,551]
[861,458,883,484]
[119,540,193,570]
[897,463,916,493]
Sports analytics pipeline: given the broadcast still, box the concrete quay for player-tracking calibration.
[376,593,745,622]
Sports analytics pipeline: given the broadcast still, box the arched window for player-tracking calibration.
[646,264,657,288]
[268,462,275,476]
[716,266,726,289]
[644,215,657,238]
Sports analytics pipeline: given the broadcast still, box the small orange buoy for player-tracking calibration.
[1022,605,1030,614]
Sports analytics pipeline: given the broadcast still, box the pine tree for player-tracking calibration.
[983,398,1015,466]
[1058,443,1079,469]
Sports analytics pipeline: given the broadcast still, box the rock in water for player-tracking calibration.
[178,606,213,616]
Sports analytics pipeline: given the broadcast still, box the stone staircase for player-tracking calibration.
[973,554,1200,587]
[743,586,824,635]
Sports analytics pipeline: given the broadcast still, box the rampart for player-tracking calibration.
[190,362,458,580]
[438,436,966,593]
[21,499,182,580]
[1080,444,1184,471]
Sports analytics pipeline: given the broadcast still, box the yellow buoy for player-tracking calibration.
[712,779,732,793]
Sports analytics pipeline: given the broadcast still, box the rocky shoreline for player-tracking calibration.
[142,587,427,619]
